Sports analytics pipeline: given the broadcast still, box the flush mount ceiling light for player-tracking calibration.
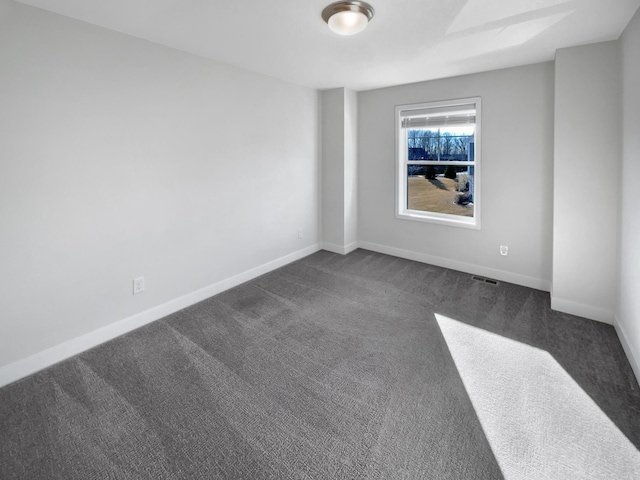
[322,1,375,36]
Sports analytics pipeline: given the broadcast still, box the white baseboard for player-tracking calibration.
[550,295,614,325]
[344,241,359,254]
[613,314,640,386]
[0,243,321,389]
[358,241,551,292]
[322,241,359,255]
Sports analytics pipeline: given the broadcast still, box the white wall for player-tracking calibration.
[358,63,555,289]
[344,88,358,248]
[321,87,358,253]
[0,0,319,373]
[618,7,640,379]
[321,89,345,248]
[553,42,621,324]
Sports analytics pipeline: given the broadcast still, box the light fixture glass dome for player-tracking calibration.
[327,10,368,35]
[322,2,375,36]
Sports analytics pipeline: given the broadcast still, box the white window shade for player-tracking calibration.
[401,103,476,128]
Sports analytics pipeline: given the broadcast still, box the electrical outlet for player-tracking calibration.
[133,277,145,295]
[500,245,508,256]
[298,227,303,239]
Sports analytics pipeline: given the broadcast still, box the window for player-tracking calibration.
[396,97,481,229]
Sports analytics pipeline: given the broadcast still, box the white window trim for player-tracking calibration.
[395,97,482,230]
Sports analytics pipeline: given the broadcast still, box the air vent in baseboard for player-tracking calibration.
[472,275,499,286]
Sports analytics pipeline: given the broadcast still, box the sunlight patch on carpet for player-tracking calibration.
[435,313,640,480]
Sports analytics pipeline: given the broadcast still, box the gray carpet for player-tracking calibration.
[1,249,638,479]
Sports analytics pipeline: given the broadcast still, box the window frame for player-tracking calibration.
[395,97,482,230]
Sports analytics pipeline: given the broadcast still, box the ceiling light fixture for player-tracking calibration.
[322,1,375,36]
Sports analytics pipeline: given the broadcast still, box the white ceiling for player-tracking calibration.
[14,0,640,91]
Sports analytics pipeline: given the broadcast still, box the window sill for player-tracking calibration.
[396,210,480,229]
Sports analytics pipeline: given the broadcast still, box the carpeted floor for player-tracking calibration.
[1,249,639,479]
